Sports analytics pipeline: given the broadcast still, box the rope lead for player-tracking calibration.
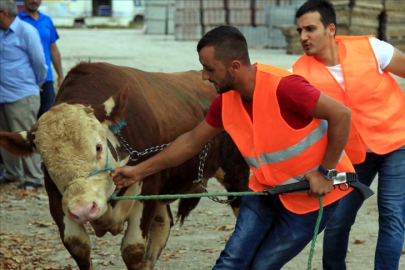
[308,196,324,270]
[108,191,324,269]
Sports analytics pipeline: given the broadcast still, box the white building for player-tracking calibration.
[15,0,146,27]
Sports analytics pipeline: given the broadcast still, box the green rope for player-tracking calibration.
[307,196,324,270]
[109,191,266,200]
[109,191,324,269]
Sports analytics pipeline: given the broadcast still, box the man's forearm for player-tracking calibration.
[51,44,63,78]
[321,109,351,169]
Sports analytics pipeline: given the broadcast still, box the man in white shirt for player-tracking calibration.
[291,1,405,270]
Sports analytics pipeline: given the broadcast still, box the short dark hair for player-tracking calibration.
[197,25,250,65]
[296,0,336,30]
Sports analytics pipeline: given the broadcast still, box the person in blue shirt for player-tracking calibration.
[18,0,63,119]
[0,0,48,189]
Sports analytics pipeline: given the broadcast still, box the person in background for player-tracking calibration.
[0,0,47,189]
[18,0,63,119]
[292,1,405,269]
[110,25,357,269]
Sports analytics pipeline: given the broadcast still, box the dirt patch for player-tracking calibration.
[2,178,402,270]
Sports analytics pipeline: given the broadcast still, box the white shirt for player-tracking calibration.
[291,37,395,153]
[326,37,394,90]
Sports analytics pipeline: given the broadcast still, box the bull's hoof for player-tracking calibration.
[122,243,146,270]
[78,262,95,270]
[64,237,93,269]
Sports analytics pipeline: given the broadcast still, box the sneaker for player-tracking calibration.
[17,181,44,190]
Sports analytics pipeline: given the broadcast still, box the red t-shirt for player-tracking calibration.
[205,75,321,129]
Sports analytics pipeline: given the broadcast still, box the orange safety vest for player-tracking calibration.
[293,35,405,164]
[222,63,354,214]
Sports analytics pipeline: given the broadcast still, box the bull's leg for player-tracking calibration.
[121,200,156,270]
[45,172,94,270]
[63,218,94,270]
[214,168,249,218]
[144,204,173,269]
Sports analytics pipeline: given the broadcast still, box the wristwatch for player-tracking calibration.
[318,165,338,181]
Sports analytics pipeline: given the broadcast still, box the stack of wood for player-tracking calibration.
[331,0,383,37]
[227,0,252,26]
[172,0,306,49]
[333,0,352,35]
[201,0,227,34]
[279,26,302,55]
[253,0,277,26]
[174,0,202,40]
[145,0,175,35]
[383,0,405,51]
[350,0,383,36]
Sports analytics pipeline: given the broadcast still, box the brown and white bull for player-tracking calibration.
[0,62,249,270]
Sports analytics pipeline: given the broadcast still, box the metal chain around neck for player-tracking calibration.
[116,133,234,205]
[116,133,170,162]
[193,141,236,204]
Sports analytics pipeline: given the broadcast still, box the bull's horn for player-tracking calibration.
[103,95,116,116]
[102,85,129,122]
[90,85,129,124]
[83,106,94,114]
[30,122,39,135]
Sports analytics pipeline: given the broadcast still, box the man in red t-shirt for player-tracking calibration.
[111,26,353,269]
[206,75,320,130]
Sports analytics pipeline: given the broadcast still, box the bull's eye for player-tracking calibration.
[96,144,102,153]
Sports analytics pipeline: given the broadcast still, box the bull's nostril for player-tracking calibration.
[68,201,99,223]
[87,201,100,219]
[90,202,98,214]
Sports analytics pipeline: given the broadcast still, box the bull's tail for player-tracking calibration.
[176,198,201,225]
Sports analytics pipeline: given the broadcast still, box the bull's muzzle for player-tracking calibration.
[68,201,100,224]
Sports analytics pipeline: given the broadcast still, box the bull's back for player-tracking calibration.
[56,62,216,143]
[130,69,216,137]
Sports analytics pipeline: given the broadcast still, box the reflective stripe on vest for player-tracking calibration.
[246,148,344,186]
[222,62,355,214]
[245,120,327,168]
[293,35,405,164]
[260,120,328,165]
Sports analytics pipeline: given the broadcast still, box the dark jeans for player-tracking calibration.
[323,146,405,270]
[38,81,55,119]
[213,191,339,270]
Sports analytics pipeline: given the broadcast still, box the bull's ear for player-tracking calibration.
[92,84,129,123]
[0,130,36,157]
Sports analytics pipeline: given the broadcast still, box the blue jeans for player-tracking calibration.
[38,81,55,119]
[323,146,405,270]
[213,192,339,270]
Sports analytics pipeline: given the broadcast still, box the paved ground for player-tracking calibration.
[1,28,404,270]
[56,28,405,88]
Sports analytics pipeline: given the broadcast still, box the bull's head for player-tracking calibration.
[0,86,130,224]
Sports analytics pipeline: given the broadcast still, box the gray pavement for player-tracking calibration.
[57,28,302,75]
[57,28,405,89]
